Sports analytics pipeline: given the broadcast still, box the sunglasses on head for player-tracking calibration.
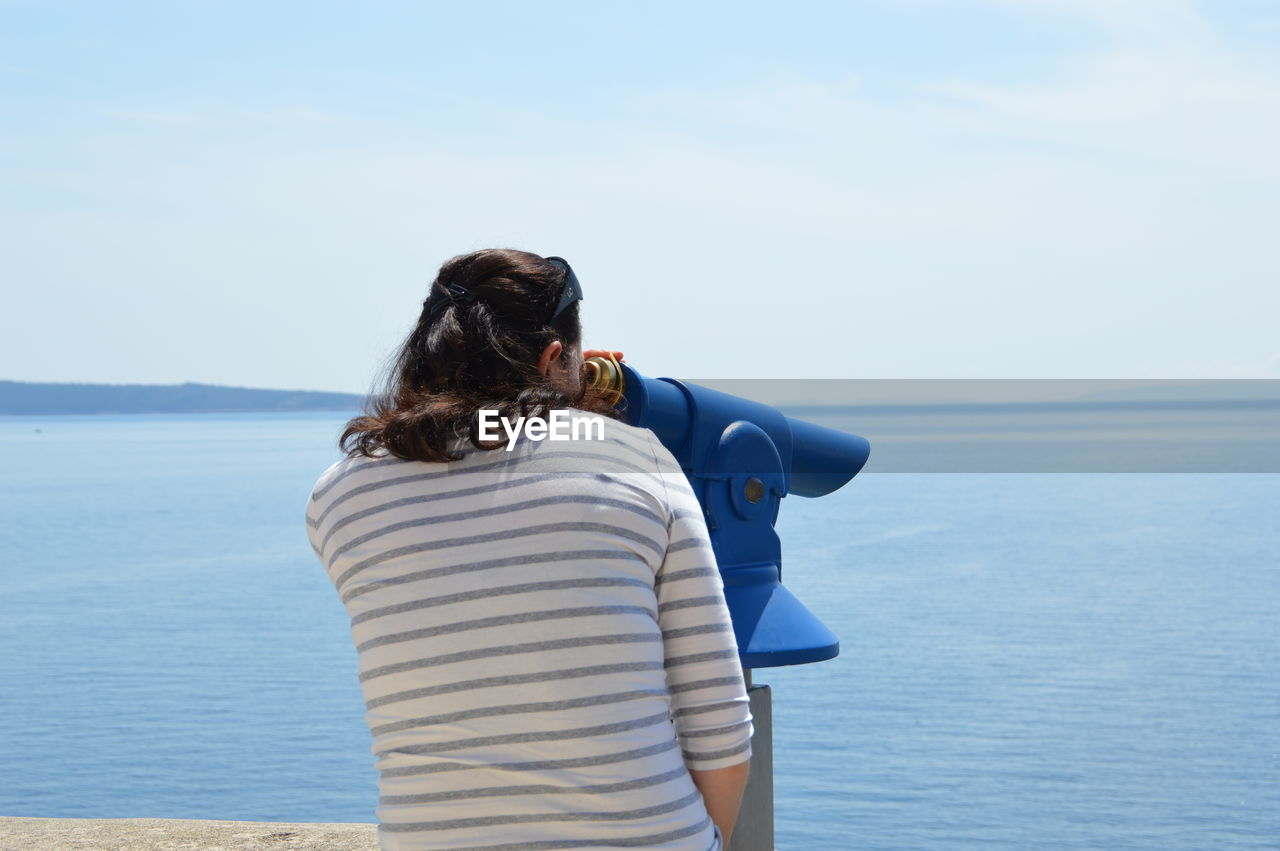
[544,256,583,323]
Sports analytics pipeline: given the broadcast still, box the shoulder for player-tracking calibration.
[306,450,404,511]
[308,456,351,502]
[599,415,683,478]
[597,414,661,453]
[555,412,668,467]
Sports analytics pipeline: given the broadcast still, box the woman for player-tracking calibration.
[305,248,753,850]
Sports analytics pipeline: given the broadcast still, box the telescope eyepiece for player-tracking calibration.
[584,354,626,406]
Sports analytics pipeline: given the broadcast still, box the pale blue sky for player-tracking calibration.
[3,0,1278,393]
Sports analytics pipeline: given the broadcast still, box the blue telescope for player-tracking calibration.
[586,359,871,669]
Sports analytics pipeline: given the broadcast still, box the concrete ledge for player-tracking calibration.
[0,817,378,850]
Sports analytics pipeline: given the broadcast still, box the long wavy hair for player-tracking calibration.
[340,248,624,463]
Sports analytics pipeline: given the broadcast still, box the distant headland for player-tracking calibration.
[0,380,366,415]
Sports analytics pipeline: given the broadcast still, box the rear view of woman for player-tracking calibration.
[305,248,753,850]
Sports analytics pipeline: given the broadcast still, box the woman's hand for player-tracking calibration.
[582,349,625,362]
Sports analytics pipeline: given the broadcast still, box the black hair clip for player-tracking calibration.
[427,281,478,320]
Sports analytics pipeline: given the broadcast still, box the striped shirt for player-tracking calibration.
[305,412,753,850]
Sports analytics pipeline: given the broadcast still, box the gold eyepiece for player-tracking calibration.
[584,354,625,407]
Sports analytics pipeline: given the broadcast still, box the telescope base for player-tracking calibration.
[730,680,774,851]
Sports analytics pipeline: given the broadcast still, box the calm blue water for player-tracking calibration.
[0,412,1276,849]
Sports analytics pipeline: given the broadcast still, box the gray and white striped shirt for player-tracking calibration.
[305,413,753,850]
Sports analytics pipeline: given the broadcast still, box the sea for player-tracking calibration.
[0,410,1276,849]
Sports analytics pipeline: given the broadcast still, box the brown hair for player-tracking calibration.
[339,248,624,463]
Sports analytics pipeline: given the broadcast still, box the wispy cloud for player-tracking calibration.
[94,105,341,127]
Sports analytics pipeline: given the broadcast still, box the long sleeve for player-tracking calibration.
[647,432,755,772]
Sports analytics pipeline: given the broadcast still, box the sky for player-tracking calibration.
[3,0,1279,394]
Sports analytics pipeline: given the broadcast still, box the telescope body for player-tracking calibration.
[595,361,870,669]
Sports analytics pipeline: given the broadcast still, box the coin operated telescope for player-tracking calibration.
[584,355,871,669]
[584,356,870,850]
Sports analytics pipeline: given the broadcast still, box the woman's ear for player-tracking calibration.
[537,340,564,377]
